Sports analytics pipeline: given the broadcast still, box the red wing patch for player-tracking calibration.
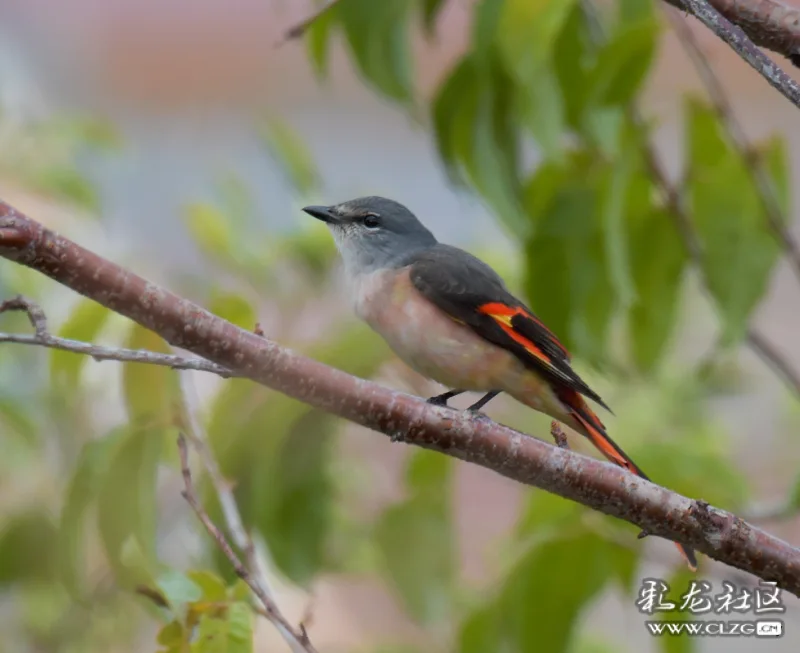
[478,302,570,359]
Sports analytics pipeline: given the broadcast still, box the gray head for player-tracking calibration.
[302,196,438,275]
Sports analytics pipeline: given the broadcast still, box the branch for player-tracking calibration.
[178,434,317,652]
[675,0,800,108]
[0,294,235,376]
[664,0,800,64]
[667,9,800,285]
[2,203,800,595]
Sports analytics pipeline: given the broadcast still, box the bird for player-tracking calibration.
[302,195,697,571]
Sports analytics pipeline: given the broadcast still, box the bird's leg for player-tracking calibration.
[466,390,501,413]
[466,390,502,415]
[427,389,466,407]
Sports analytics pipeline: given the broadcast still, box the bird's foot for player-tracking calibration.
[550,421,570,449]
[467,408,493,423]
[465,390,501,414]
[427,389,465,407]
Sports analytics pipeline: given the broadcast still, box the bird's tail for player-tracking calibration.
[556,387,698,572]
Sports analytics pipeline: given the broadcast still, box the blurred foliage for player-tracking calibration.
[0,112,121,212]
[0,0,798,652]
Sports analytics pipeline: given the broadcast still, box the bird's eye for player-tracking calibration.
[363,214,380,229]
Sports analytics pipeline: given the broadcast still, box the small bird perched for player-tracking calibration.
[303,195,696,570]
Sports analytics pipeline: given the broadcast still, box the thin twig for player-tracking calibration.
[677,0,800,109]
[745,330,800,395]
[0,296,235,377]
[0,295,48,335]
[667,8,800,286]
[177,434,317,653]
[0,332,235,376]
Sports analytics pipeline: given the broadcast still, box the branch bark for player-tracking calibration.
[675,0,800,110]
[665,0,800,64]
[2,202,800,595]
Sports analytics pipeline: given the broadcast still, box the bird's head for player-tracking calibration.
[303,196,437,274]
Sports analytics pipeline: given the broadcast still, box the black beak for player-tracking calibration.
[302,205,338,224]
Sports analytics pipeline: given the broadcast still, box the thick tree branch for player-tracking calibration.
[675,0,800,108]
[666,0,800,64]
[1,202,800,594]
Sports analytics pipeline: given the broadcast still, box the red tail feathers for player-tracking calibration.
[557,388,698,572]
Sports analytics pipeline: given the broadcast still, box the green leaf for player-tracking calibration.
[687,99,784,345]
[432,58,476,180]
[188,570,229,602]
[206,323,391,583]
[517,66,565,159]
[553,5,596,129]
[599,135,637,308]
[278,223,339,280]
[156,570,203,608]
[97,426,162,586]
[582,106,624,159]
[157,620,184,648]
[0,397,38,445]
[472,0,504,59]
[657,568,697,653]
[498,0,578,82]
[260,410,334,585]
[789,472,800,510]
[586,18,659,108]
[619,0,656,24]
[36,166,98,211]
[628,207,686,372]
[50,297,112,396]
[123,323,187,429]
[339,0,414,103]
[420,0,447,37]
[375,450,454,625]
[207,292,256,331]
[500,533,618,652]
[305,3,338,78]
[259,118,320,196]
[439,54,527,234]
[758,134,791,216]
[183,203,236,265]
[516,489,584,541]
[524,157,615,361]
[190,603,253,653]
[0,511,59,585]
[459,603,513,653]
[58,429,127,595]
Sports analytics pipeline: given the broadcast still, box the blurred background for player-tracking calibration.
[1,0,800,651]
